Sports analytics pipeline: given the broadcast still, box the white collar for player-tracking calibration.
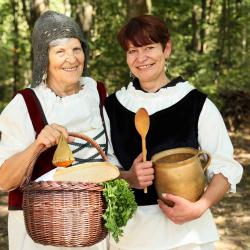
[116,81,195,115]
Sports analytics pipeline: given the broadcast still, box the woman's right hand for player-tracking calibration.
[35,123,73,150]
[122,153,154,189]
[0,123,74,191]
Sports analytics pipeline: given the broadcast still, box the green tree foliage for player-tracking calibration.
[0,0,31,111]
[152,0,250,115]
[87,0,128,93]
[0,0,249,127]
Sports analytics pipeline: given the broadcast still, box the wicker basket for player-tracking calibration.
[22,132,108,247]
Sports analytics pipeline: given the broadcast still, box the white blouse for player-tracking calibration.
[0,77,117,167]
[108,80,243,250]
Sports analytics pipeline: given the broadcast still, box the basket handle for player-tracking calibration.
[20,145,44,188]
[69,132,108,161]
[20,132,108,188]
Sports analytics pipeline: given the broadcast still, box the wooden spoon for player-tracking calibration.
[135,108,150,193]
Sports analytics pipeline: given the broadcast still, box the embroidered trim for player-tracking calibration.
[73,158,104,164]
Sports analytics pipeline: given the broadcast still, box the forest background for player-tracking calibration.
[0,0,249,249]
[0,0,250,126]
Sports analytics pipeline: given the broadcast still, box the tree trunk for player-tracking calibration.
[63,0,71,15]
[235,0,242,12]
[237,0,247,59]
[191,5,199,52]
[218,0,227,71]
[21,0,49,71]
[69,0,94,41]
[77,2,94,41]
[21,0,49,33]
[126,0,151,20]
[199,0,207,53]
[227,0,232,63]
[207,0,214,24]
[10,0,19,94]
[30,0,49,32]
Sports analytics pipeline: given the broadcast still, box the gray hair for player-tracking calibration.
[49,38,72,47]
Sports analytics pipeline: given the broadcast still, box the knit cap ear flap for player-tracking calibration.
[31,10,88,87]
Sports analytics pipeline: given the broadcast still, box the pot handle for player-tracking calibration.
[197,150,211,172]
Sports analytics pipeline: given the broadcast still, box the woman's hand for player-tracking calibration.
[35,123,74,150]
[158,174,230,224]
[0,123,74,191]
[158,193,205,224]
[120,153,154,189]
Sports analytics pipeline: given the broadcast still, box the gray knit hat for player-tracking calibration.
[31,10,88,87]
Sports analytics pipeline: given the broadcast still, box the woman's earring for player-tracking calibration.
[42,72,47,84]
[129,71,135,80]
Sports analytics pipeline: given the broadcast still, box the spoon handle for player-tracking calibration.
[142,137,148,194]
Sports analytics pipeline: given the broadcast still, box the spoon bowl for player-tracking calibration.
[135,108,150,138]
[135,108,150,193]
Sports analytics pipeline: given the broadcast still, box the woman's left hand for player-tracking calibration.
[157,193,205,224]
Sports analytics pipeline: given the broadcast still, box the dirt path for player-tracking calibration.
[0,125,249,250]
[213,167,250,250]
[213,125,250,250]
[0,192,7,250]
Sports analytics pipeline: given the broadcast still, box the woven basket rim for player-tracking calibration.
[22,180,104,191]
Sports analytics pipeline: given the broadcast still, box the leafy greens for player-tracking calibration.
[102,179,137,242]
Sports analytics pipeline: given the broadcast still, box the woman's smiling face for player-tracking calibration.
[126,41,171,92]
[47,38,84,87]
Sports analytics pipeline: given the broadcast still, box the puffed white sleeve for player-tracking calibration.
[0,94,35,167]
[103,107,122,168]
[198,98,243,192]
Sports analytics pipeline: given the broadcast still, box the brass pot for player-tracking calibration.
[151,147,211,204]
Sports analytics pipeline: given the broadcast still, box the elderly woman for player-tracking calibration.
[105,15,243,250]
[0,11,113,250]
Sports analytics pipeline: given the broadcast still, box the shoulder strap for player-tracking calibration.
[96,81,107,106]
[96,81,108,154]
[16,88,48,135]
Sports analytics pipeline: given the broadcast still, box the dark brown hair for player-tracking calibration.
[117,15,170,51]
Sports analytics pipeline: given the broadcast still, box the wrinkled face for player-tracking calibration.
[126,42,171,90]
[47,38,84,86]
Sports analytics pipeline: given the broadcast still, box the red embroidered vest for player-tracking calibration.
[8,82,106,210]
